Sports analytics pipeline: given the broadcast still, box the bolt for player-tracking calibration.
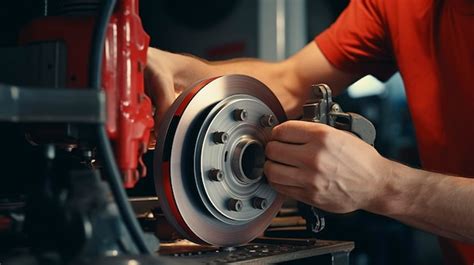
[227,198,243,212]
[260,114,276,128]
[233,109,248,121]
[252,197,267,209]
[212,131,229,144]
[331,104,341,112]
[208,169,224,181]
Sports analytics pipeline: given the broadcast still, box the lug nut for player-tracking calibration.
[260,114,276,127]
[228,198,243,212]
[208,169,224,181]
[233,109,248,121]
[212,131,229,144]
[252,197,267,209]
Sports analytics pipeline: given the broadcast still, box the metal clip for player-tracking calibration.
[310,206,326,233]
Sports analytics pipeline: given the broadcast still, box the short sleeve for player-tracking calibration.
[315,0,397,81]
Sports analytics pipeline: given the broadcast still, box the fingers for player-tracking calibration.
[272,120,329,144]
[269,182,306,202]
[264,160,305,188]
[265,141,308,168]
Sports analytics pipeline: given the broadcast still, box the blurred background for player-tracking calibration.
[0,0,443,264]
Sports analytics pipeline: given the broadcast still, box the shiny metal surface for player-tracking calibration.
[195,95,278,223]
[155,75,286,246]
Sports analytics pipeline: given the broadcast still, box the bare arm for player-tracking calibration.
[146,42,360,121]
[371,161,474,242]
[264,121,474,243]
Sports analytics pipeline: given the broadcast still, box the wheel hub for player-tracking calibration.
[195,94,278,224]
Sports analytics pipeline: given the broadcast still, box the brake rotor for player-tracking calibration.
[155,75,286,246]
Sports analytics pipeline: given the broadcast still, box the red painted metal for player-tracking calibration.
[107,0,153,187]
[20,0,154,188]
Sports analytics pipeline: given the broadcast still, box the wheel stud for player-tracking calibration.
[260,114,276,127]
[208,169,224,181]
[252,197,267,209]
[233,109,248,121]
[212,131,229,144]
[228,198,243,212]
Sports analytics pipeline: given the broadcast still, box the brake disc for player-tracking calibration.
[154,75,287,246]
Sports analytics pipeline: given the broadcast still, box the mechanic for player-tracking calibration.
[145,0,474,264]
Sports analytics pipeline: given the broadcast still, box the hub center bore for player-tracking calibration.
[232,139,265,184]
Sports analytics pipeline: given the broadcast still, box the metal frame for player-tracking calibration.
[0,84,105,123]
[160,238,354,265]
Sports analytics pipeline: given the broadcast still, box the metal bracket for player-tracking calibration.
[302,84,376,145]
[0,84,105,123]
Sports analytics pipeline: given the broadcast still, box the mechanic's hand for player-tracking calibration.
[264,120,389,213]
[145,48,184,127]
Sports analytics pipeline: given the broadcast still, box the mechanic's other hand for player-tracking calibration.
[264,120,389,213]
[145,48,183,127]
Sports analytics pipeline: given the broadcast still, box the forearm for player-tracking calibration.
[155,42,360,118]
[369,159,474,243]
[166,52,308,118]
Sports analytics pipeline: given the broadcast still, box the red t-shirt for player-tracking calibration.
[315,0,474,264]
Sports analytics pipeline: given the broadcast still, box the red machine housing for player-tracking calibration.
[19,0,154,188]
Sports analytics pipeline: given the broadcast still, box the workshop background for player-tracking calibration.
[0,0,443,264]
